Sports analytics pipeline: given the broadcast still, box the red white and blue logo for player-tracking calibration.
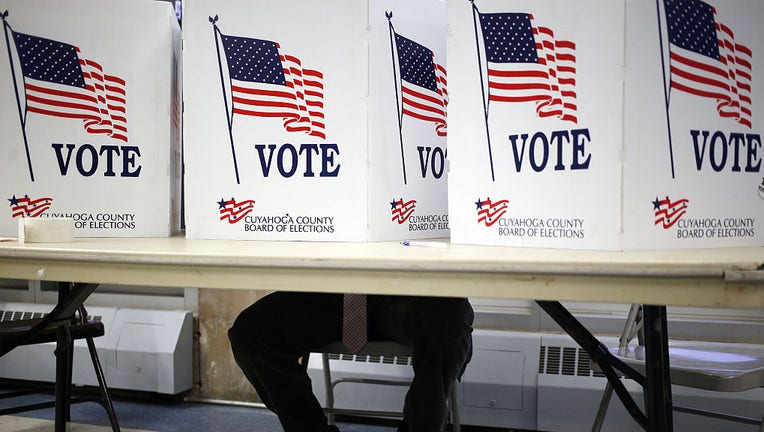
[652,196,689,229]
[8,194,53,218]
[218,197,255,224]
[475,197,508,227]
[390,198,416,224]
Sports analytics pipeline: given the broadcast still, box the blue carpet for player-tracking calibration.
[0,390,399,432]
[0,387,522,431]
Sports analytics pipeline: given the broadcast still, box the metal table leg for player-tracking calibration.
[54,282,72,432]
[536,301,648,429]
[643,305,673,432]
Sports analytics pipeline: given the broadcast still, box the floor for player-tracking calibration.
[0,387,529,432]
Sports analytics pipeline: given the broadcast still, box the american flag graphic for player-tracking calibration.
[664,0,752,128]
[12,31,128,142]
[394,33,447,136]
[477,12,577,123]
[475,197,508,227]
[219,33,325,139]
[653,196,689,229]
[218,197,255,224]
[8,194,52,218]
[391,198,417,224]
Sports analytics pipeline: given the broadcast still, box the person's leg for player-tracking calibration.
[228,292,343,432]
[369,296,474,432]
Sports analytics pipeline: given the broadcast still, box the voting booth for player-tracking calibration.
[0,0,182,238]
[622,0,764,250]
[182,0,449,241]
[447,0,763,250]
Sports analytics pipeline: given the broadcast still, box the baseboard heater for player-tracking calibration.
[0,302,193,395]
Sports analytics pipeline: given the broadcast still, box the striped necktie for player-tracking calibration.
[342,293,367,353]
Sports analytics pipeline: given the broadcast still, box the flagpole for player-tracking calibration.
[2,12,35,182]
[655,0,675,179]
[387,12,407,185]
[210,16,240,184]
[470,1,495,182]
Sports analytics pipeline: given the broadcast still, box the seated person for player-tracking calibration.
[228,292,474,432]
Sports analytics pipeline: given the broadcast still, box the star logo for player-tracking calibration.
[652,195,689,229]
[475,197,508,227]
[390,198,416,224]
[217,197,255,224]
[7,194,53,218]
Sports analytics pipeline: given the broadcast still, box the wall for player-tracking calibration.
[197,288,267,403]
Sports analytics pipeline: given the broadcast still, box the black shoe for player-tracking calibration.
[326,425,340,432]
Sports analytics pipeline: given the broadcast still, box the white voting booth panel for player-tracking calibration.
[446,0,626,250]
[0,303,193,395]
[0,0,182,238]
[182,0,449,241]
[447,0,764,250]
[622,0,764,250]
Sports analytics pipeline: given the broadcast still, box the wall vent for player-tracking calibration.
[0,309,102,323]
[326,352,413,366]
[539,345,604,378]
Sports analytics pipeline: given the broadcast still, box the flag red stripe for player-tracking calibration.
[401,95,445,118]
[233,107,296,118]
[105,84,126,96]
[488,69,549,79]
[232,95,299,110]
[231,85,295,100]
[401,85,445,108]
[25,83,96,104]
[490,94,548,103]
[105,75,126,86]
[671,81,729,101]
[402,108,444,125]
[670,52,729,81]
[670,64,730,93]
[27,106,103,121]
[25,93,102,114]
[488,82,551,91]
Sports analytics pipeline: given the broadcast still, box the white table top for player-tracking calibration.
[0,237,762,308]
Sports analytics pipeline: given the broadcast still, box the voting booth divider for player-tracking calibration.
[446,0,764,250]
[0,0,182,238]
[1,0,761,249]
[181,0,449,241]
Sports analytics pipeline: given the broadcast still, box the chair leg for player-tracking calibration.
[449,380,461,432]
[591,382,614,432]
[65,329,75,423]
[322,353,336,426]
[86,337,121,432]
[54,323,72,432]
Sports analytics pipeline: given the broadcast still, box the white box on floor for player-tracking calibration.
[182,0,449,241]
[0,0,182,237]
[447,0,763,250]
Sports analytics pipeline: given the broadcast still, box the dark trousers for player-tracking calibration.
[228,292,474,432]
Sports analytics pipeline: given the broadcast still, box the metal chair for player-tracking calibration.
[0,282,120,432]
[306,341,461,432]
[592,304,764,431]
